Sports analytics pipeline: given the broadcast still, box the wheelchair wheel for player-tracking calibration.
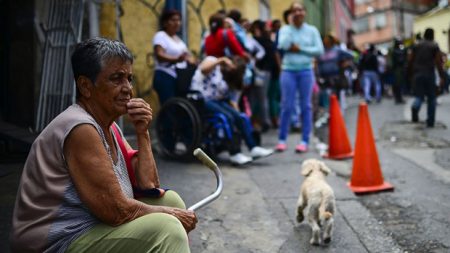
[156,97,202,160]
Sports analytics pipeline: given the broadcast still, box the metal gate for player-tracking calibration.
[35,0,84,131]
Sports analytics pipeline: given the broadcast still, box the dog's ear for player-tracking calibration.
[319,162,332,176]
[301,164,313,177]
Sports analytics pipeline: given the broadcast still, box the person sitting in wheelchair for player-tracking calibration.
[190,55,274,165]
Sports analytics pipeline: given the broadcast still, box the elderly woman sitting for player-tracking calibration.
[10,38,197,253]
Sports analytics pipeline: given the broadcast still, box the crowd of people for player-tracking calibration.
[151,1,449,165]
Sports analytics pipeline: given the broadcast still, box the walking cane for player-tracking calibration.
[188,148,224,211]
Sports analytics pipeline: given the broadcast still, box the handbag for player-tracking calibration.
[111,124,165,198]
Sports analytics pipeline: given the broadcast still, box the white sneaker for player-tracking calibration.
[230,153,253,165]
[250,146,274,159]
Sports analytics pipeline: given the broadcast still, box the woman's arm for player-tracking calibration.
[64,124,151,225]
[277,26,292,51]
[154,45,187,64]
[225,30,247,58]
[199,57,232,75]
[298,28,324,56]
[126,98,159,190]
[252,38,266,60]
[64,123,197,231]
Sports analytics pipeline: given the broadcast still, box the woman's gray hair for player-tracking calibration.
[71,37,133,98]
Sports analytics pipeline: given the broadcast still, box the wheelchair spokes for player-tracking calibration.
[156,98,202,160]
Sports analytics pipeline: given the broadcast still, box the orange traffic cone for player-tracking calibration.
[348,102,394,194]
[324,95,353,159]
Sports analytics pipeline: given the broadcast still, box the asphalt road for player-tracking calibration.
[152,94,450,253]
[1,94,449,252]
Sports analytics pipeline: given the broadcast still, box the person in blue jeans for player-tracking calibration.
[275,2,324,153]
[190,55,274,165]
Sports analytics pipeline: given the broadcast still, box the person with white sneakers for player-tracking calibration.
[190,55,274,165]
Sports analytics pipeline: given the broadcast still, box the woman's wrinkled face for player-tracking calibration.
[291,3,306,24]
[164,14,182,34]
[92,57,133,116]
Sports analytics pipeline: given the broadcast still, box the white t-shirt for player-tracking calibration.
[190,56,229,101]
[153,30,188,77]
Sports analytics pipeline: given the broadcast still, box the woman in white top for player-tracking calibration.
[152,9,195,105]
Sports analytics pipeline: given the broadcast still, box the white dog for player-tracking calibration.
[296,159,336,245]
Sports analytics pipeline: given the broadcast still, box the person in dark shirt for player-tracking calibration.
[250,19,279,131]
[408,28,445,127]
[359,44,381,103]
[390,38,407,104]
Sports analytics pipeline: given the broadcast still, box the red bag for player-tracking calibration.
[111,124,165,199]
[111,124,138,189]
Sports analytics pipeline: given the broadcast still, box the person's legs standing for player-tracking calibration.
[339,88,346,112]
[426,94,437,127]
[362,71,372,102]
[278,70,297,145]
[268,77,280,127]
[393,68,404,103]
[297,69,314,146]
[425,73,437,127]
[251,69,272,130]
[260,70,272,129]
[411,96,423,123]
[411,74,427,123]
[372,71,382,102]
[290,93,302,131]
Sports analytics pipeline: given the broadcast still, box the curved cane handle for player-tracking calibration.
[188,148,223,211]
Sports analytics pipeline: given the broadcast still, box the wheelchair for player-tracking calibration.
[154,75,258,161]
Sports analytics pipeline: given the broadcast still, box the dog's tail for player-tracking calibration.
[319,195,334,221]
[321,211,333,220]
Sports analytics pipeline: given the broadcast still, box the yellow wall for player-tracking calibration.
[120,1,164,112]
[414,8,450,54]
[269,0,292,23]
[100,3,119,38]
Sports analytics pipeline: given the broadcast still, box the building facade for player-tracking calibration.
[413,1,450,54]
[330,0,355,45]
[352,0,438,50]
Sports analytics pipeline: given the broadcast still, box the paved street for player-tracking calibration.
[1,94,450,252]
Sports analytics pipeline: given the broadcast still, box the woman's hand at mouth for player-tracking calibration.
[126,98,152,134]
